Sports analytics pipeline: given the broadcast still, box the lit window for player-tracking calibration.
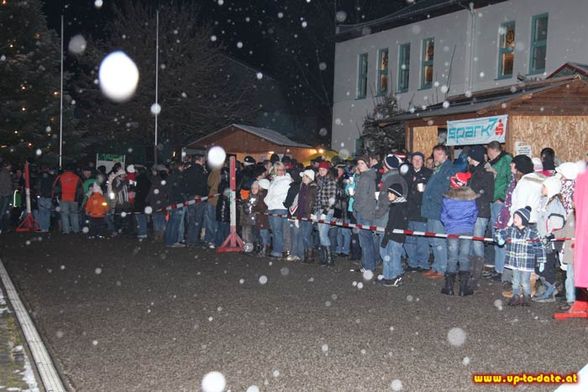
[421,38,434,89]
[498,22,515,78]
[530,14,548,74]
[398,43,410,93]
[376,49,389,96]
[357,53,368,99]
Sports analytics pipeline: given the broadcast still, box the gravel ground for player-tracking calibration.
[0,232,586,392]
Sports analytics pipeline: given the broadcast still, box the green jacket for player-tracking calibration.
[490,152,512,202]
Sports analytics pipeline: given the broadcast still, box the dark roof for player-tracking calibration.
[186,124,311,149]
[390,76,579,122]
[336,0,508,42]
[547,62,588,79]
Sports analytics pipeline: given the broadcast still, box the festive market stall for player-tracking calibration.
[393,76,588,160]
[183,124,315,163]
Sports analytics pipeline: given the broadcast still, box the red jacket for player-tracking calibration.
[54,171,81,202]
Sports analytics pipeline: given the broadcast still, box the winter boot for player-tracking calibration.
[441,273,456,295]
[319,246,328,266]
[326,247,334,267]
[469,256,485,288]
[508,294,521,306]
[521,294,532,306]
[459,271,474,296]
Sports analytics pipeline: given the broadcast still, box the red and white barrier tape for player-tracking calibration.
[264,213,574,243]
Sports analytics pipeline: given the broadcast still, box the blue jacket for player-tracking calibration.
[421,159,458,220]
[441,187,478,234]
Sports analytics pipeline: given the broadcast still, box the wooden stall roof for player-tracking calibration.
[185,124,311,154]
[388,76,588,127]
[548,62,588,79]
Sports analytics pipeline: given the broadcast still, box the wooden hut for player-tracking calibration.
[392,76,588,162]
[184,124,316,163]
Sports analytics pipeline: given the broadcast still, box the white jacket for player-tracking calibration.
[264,174,292,210]
[509,172,545,224]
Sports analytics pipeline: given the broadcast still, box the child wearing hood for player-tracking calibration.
[378,183,408,287]
[85,183,109,238]
[440,172,478,296]
[496,206,546,306]
[533,176,566,302]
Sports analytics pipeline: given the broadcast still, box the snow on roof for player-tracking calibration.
[186,124,312,149]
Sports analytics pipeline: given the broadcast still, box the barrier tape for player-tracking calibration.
[82,193,221,217]
[264,213,575,243]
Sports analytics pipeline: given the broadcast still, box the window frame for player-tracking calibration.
[397,43,410,93]
[529,13,548,75]
[497,21,516,79]
[356,52,368,99]
[376,48,389,96]
[420,37,434,90]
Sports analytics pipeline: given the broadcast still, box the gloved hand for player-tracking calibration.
[538,262,545,273]
[541,233,555,247]
[495,234,505,247]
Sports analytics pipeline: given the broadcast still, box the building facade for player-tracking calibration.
[332,0,588,153]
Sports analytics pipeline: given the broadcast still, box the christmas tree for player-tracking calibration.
[360,95,406,157]
[0,0,86,165]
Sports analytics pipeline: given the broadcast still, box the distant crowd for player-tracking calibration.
[0,143,585,308]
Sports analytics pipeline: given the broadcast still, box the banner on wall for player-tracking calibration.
[446,115,507,146]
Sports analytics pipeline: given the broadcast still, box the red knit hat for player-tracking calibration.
[450,172,472,189]
[318,161,331,170]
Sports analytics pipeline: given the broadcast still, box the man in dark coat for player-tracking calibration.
[403,152,433,271]
[467,145,495,285]
[183,154,208,247]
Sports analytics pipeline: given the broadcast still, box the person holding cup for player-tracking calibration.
[403,152,433,272]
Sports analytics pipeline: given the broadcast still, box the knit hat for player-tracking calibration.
[556,162,581,180]
[318,161,331,170]
[542,176,562,199]
[91,183,103,194]
[450,172,472,189]
[532,157,543,172]
[468,145,486,163]
[258,179,270,190]
[126,164,136,173]
[514,206,532,226]
[384,154,400,170]
[512,155,534,175]
[300,169,315,182]
[387,183,404,198]
[243,156,256,166]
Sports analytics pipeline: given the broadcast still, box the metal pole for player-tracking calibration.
[59,14,64,168]
[154,9,159,165]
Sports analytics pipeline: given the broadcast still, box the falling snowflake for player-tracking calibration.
[447,327,467,347]
[201,371,226,392]
[390,379,403,391]
[259,275,268,285]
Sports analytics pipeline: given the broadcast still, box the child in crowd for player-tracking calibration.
[253,179,271,256]
[496,206,546,306]
[378,183,408,287]
[533,176,566,302]
[440,172,478,296]
[84,183,109,238]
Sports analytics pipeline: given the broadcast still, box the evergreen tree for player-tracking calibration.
[360,95,405,157]
[0,0,86,164]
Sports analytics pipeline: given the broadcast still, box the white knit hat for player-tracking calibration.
[556,162,580,180]
[258,179,270,190]
[542,176,562,200]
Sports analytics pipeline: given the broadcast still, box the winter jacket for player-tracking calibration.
[496,225,546,272]
[536,196,566,240]
[85,192,109,218]
[253,189,269,229]
[381,198,408,246]
[0,168,12,197]
[489,151,512,202]
[53,171,82,202]
[264,174,292,210]
[146,174,170,212]
[207,169,221,207]
[183,163,208,198]
[441,187,478,234]
[353,169,377,221]
[374,169,408,223]
[110,174,130,210]
[560,211,575,265]
[404,166,432,222]
[36,171,54,198]
[284,181,301,211]
[333,175,350,220]
[421,159,457,220]
[315,175,337,214]
[296,182,317,220]
[345,174,358,213]
[133,173,151,213]
[469,163,494,219]
[510,172,545,224]
[216,181,230,223]
[166,171,185,205]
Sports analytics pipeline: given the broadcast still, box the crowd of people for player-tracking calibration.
[0,143,585,309]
